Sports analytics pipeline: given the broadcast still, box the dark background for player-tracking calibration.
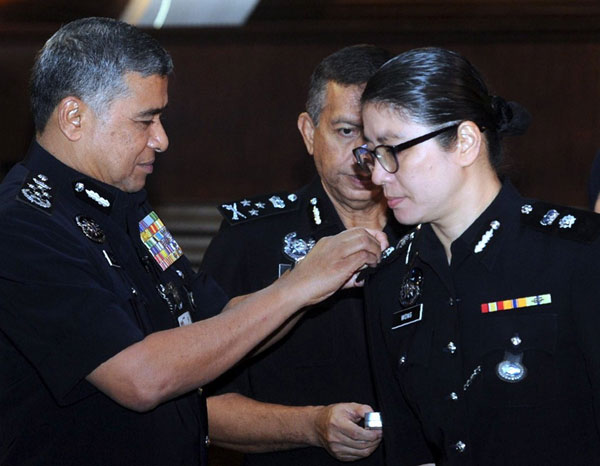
[1,0,600,209]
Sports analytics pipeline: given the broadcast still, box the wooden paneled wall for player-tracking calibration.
[1,1,599,208]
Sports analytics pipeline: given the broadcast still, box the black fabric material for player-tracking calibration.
[365,181,600,465]
[201,177,408,466]
[0,141,228,466]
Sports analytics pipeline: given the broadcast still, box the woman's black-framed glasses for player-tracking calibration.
[353,124,459,174]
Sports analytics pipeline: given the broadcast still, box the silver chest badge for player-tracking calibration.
[75,215,106,243]
[282,232,315,263]
[399,267,424,307]
[496,334,527,383]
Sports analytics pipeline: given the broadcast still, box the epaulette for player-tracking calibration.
[520,201,600,243]
[16,171,54,215]
[218,191,301,225]
[357,228,419,281]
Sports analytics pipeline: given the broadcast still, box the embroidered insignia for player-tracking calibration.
[481,293,551,313]
[288,194,298,202]
[249,209,259,216]
[75,215,105,243]
[18,173,53,212]
[139,211,183,271]
[558,214,576,229]
[269,196,285,208]
[540,209,560,226]
[474,220,501,253]
[241,199,252,207]
[521,204,533,214]
[255,202,265,209]
[282,232,315,263]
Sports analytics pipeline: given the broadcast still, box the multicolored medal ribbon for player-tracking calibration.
[139,211,183,271]
[481,293,551,313]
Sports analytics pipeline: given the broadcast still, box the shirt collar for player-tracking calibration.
[23,140,147,226]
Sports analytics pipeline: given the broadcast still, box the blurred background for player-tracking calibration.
[1,0,600,267]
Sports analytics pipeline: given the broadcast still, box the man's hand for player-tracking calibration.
[313,403,382,462]
[286,228,388,307]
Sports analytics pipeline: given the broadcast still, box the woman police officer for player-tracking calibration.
[354,47,600,465]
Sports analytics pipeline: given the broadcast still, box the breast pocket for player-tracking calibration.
[478,313,557,407]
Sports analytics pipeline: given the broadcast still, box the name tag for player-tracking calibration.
[278,263,292,277]
[178,311,192,327]
[391,303,423,330]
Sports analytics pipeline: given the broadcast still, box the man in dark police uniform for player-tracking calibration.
[0,18,385,466]
[202,45,406,465]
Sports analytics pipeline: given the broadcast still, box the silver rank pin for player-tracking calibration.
[559,214,576,229]
[540,209,559,226]
[282,232,315,263]
[74,182,110,208]
[310,198,322,225]
[21,173,52,209]
[474,220,500,254]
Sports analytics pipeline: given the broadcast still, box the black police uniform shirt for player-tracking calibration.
[201,177,407,466]
[364,181,600,466]
[0,141,228,466]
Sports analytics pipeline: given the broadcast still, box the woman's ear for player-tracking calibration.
[454,121,483,167]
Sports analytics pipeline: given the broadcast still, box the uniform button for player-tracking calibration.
[204,435,210,447]
[399,355,407,365]
[449,297,461,306]
[176,269,185,279]
[449,392,458,401]
[131,287,138,295]
[454,441,466,452]
[511,334,522,347]
[446,342,457,354]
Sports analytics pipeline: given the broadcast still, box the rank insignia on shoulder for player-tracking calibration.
[17,172,54,215]
[218,192,300,225]
[520,201,600,243]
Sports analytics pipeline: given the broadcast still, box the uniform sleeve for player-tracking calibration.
[364,275,435,466]
[0,214,144,405]
[200,220,255,396]
[190,270,229,320]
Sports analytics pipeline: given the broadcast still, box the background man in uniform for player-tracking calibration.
[202,45,406,465]
[0,19,386,466]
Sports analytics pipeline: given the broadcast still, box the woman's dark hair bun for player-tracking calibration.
[490,95,532,137]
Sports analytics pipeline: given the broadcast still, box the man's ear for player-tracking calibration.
[297,112,316,156]
[57,97,84,141]
[454,120,483,168]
